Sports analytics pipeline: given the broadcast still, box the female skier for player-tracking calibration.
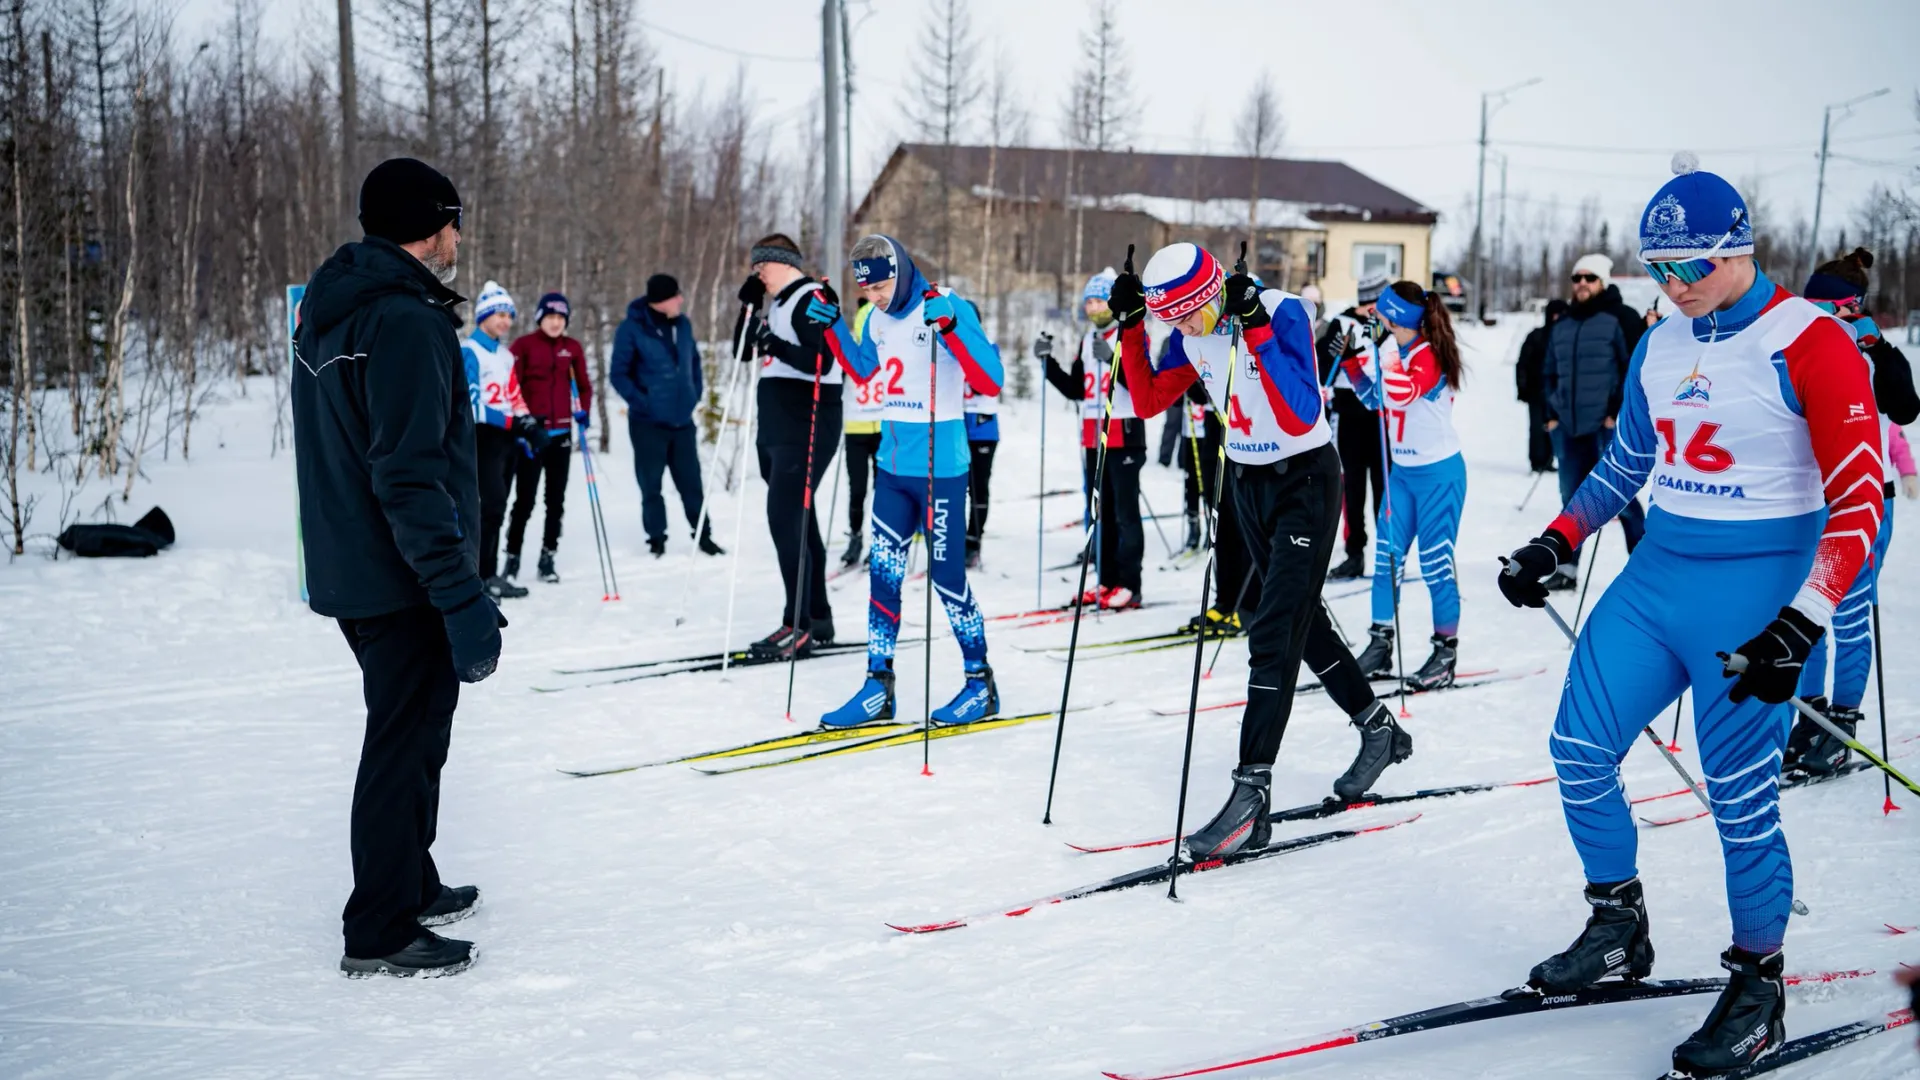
[1497,157,1885,1077]
[1339,280,1469,689]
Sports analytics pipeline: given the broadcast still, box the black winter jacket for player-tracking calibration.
[291,238,483,619]
[1545,285,1646,438]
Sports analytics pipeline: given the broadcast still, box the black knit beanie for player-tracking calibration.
[359,158,461,245]
[646,274,681,305]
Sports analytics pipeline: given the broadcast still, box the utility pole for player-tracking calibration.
[1471,77,1540,323]
[1808,87,1889,283]
[337,0,358,238]
[1494,154,1508,314]
[821,0,845,286]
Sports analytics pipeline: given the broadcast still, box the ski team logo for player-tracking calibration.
[1673,367,1711,408]
[1644,193,1687,243]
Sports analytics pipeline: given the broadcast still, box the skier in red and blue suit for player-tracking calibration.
[1498,155,1885,1078]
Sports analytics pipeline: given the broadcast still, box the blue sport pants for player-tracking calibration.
[866,469,988,671]
[1371,452,1467,637]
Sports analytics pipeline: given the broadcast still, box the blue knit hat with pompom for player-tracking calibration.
[1639,151,1753,261]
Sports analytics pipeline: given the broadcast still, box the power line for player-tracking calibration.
[635,18,815,64]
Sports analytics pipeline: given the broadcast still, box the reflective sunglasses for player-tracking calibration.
[440,203,464,232]
[1642,209,1744,285]
[1569,273,1600,284]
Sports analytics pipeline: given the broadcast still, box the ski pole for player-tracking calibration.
[1515,469,1545,513]
[1571,522,1603,636]
[1540,599,1712,812]
[1202,570,1256,680]
[1870,600,1898,813]
[673,304,753,627]
[1138,485,1178,560]
[922,293,939,778]
[1037,360,1048,610]
[719,358,762,677]
[1042,265,1125,824]
[1169,242,1246,901]
[577,432,620,601]
[784,324,829,723]
[1722,653,1920,799]
[1666,693,1685,753]
[1368,335,1407,716]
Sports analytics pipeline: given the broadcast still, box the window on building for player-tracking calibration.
[1306,240,1326,281]
[1353,242,1403,282]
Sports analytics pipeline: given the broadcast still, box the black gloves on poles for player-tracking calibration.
[1221,272,1269,328]
[1720,606,1823,704]
[512,414,552,458]
[1108,271,1147,330]
[737,273,767,308]
[1498,530,1574,608]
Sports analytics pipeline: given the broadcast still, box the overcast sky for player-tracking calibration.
[182,0,1918,266]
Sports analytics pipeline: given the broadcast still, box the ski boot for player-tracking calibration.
[1406,634,1458,691]
[1528,878,1656,992]
[1074,584,1109,608]
[1784,697,1854,777]
[1669,946,1785,1077]
[810,615,836,648]
[1327,551,1365,580]
[821,667,896,728]
[484,575,529,600]
[341,929,474,978]
[965,536,983,570]
[503,552,522,580]
[1100,586,1140,611]
[1545,566,1578,592]
[1355,624,1396,679]
[418,884,481,928]
[648,537,667,558]
[1332,701,1413,801]
[1182,513,1202,553]
[537,548,559,584]
[697,529,725,556]
[930,663,999,726]
[749,625,813,661]
[1184,764,1272,859]
[840,530,864,568]
[1185,607,1241,636]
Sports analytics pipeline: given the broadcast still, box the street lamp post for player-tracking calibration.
[1472,77,1540,323]
[1807,87,1889,283]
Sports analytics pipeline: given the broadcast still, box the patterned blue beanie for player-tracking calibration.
[1082,268,1116,306]
[1639,152,1753,261]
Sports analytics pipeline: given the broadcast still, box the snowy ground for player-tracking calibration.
[3,319,1917,1079]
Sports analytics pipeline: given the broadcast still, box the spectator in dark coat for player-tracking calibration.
[1516,299,1568,473]
[610,273,722,557]
[506,292,592,583]
[291,157,498,979]
[1544,253,1649,584]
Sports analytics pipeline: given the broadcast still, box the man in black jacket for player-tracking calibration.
[1544,254,1648,587]
[293,157,502,978]
[1515,299,1567,473]
[610,273,722,558]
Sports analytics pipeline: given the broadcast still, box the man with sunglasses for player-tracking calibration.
[294,157,499,977]
[1543,253,1649,588]
[1498,155,1884,1077]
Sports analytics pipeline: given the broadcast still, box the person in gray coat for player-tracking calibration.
[1544,253,1648,587]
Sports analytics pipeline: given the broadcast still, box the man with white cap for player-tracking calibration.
[1543,252,1649,587]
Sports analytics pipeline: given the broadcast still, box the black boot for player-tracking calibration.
[749,625,814,661]
[1786,698,1854,777]
[1782,695,1826,773]
[810,615,836,647]
[485,575,529,600]
[1407,634,1458,691]
[1545,566,1578,592]
[1669,946,1786,1077]
[340,929,475,978]
[840,530,864,568]
[503,552,521,580]
[1183,765,1272,859]
[1327,551,1365,580]
[1528,878,1655,992]
[1355,624,1396,679]
[418,884,481,927]
[1332,701,1413,801]
[648,537,666,558]
[537,548,558,583]
[965,536,982,569]
[697,529,725,556]
[1183,514,1202,552]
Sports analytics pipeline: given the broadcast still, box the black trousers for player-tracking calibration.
[966,440,997,549]
[336,604,458,959]
[507,433,571,557]
[1525,397,1555,472]
[845,431,882,534]
[760,436,839,631]
[629,420,705,544]
[474,425,519,579]
[1083,445,1146,594]
[1231,443,1375,766]
[1331,388,1386,560]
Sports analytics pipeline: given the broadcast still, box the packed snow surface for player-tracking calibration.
[3,320,1916,1078]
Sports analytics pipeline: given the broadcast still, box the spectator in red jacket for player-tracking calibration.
[507,292,592,584]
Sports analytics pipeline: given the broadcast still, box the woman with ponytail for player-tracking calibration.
[1785,247,1920,775]
[1338,281,1469,689]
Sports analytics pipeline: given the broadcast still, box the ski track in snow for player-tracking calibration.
[2,321,1916,1078]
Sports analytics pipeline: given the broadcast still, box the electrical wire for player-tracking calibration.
[635,18,815,64]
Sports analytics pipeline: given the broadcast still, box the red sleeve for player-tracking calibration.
[1783,317,1886,624]
[1117,321,1196,418]
[1385,344,1441,407]
[569,337,592,414]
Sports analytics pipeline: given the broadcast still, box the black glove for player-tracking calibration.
[1032,332,1055,360]
[1108,270,1146,330]
[1497,530,1573,608]
[1221,271,1269,328]
[512,414,551,456]
[443,593,506,683]
[750,317,784,356]
[1720,607,1823,704]
[737,273,766,308]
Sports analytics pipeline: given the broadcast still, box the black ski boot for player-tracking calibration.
[840,530,864,568]
[537,548,559,584]
[965,537,982,569]
[697,529,725,556]
[749,626,814,661]
[503,552,521,580]
[1784,697,1853,777]
[485,575,529,600]
[1528,878,1655,992]
[1407,634,1458,691]
[1183,514,1202,553]
[1327,551,1365,580]
[1669,946,1785,1077]
[341,929,475,978]
[648,537,667,558]
[1355,624,1396,679]
[1183,765,1272,859]
[418,884,480,927]
[1546,566,1578,592]
[1332,701,1413,801]
[810,615,836,648]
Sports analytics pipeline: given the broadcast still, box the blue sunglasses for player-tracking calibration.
[1642,209,1744,285]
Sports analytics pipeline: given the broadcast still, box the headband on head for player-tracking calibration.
[1375,287,1424,330]
[751,245,804,270]
[852,255,896,286]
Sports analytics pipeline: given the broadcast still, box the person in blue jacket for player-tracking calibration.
[610,273,723,557]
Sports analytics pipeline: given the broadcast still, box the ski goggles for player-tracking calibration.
[1811,297,1862,317]
[1641,209,1743,285]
